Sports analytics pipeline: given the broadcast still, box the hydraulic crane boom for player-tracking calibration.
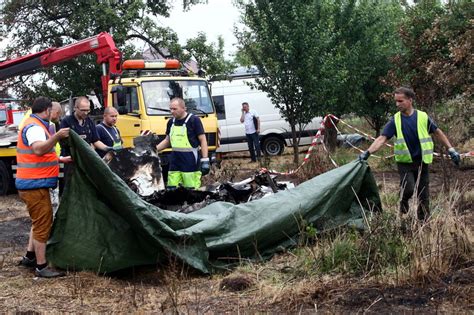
[0,32,122,106]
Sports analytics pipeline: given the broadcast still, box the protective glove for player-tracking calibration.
[200,157,210,176]
[448,148,460,166]
[104,146,115,152]
[358,150,371,161]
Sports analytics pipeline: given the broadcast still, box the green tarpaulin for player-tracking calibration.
[47,131,382,273]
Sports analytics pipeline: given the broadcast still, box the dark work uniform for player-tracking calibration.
[59,115,100,194]
[60,115,99,156]
[382,111,437,219]
[165,114,204,173]
[96,123,122,158]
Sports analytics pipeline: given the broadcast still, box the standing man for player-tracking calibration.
[155,97,209,189]
[96,107,122,158]
[240,102,261,162]
[48,101,70,215]
[359,87,460,220]
[16,96,70,278]
[59,96,112,193]
[60,96,112,155]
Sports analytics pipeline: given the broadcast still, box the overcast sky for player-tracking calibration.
[160,0,242,57]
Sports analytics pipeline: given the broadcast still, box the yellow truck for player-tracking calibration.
[109,59,218,152]
[0,33,219,194]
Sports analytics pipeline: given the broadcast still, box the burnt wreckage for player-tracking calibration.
[104,134,293,212]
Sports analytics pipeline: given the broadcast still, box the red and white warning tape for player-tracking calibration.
[264,114,473,176]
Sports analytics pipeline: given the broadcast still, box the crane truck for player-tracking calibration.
[0,32,219,195]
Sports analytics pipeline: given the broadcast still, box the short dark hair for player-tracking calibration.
[394,87,415,99]
[242,102,249,106]
[31,96,52,114]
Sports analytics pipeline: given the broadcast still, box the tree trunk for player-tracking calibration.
[324,128,337,153]
[291,124,299,165]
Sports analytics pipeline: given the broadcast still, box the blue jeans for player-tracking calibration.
[246,132,261,161]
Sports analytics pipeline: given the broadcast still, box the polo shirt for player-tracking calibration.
[60,114,99,156]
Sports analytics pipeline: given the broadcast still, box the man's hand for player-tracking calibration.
[359,150,370,161]
[59,156,73,163]
[200,157,210,176]
[448,148,461,166]
[104,146,119,152]
[55,128,70,140]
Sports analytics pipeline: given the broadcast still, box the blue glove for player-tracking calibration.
[448,148,460,166]
[358,150,370,161]
[200,158,210,176]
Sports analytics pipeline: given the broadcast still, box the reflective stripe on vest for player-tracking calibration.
[97,123,123,149]
[170,114,197,153]
[394,110,434,164]
[16,116,59,181]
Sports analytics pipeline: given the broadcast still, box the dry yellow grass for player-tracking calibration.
[0,154,472,313]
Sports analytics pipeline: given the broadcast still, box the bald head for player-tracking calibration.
[104,107,118,115]
[103,106,119,127]
[50,101,62,123]
[169,97,187,119]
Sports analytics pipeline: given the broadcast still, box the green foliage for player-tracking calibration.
[296,211,410,276]
[235,0,405,162]
[386,0,473,109]
[183,32,236,76]
[318,230,361,273]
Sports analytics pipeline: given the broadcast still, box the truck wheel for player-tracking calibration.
[262,136,284,156]
[0,160,10,195]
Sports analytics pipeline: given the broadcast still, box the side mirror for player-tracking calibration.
[118,106,129,115]
[111,85,128,107]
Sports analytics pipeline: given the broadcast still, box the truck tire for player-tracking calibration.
[262,136,285,156]
[0,160,11,195]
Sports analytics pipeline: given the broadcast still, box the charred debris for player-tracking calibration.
[105,134,294,213]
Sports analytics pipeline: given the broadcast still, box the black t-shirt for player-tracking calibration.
[60,114,99,156]
[165,114,205,148]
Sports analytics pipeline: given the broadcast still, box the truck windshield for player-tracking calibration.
[142,80,214,115]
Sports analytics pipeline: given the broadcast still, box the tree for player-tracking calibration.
[235,0,403,162]
[0,0,227,101]
[385,0,473,110]
[183,32,236,76]
[343,1,404,136]
[235,0,323,164]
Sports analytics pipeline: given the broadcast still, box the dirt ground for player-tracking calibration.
[0,156,473,313]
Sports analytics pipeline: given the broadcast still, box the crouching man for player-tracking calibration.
[17,96,70,278]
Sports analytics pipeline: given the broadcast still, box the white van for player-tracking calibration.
[211,74,322,156]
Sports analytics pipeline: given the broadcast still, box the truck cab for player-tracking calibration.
[108,60,219,156]
[111,77,218,151]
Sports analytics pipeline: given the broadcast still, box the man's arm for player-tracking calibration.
[240,110,245,123]
[155,136,171,152]
[92,140,110,151]
[198,134,208,158]
[367,135,388,154]
[432,128,454,149]
[256,117,261,133]
[31,128,70,156]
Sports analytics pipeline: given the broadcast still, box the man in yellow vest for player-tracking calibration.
[359,87,460,220]
[16,96,70,278]
[155,97,209,189]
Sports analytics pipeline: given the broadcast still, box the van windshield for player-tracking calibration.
[142,80,214,115]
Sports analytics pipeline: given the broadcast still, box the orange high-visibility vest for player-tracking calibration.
[16,116,59,181]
